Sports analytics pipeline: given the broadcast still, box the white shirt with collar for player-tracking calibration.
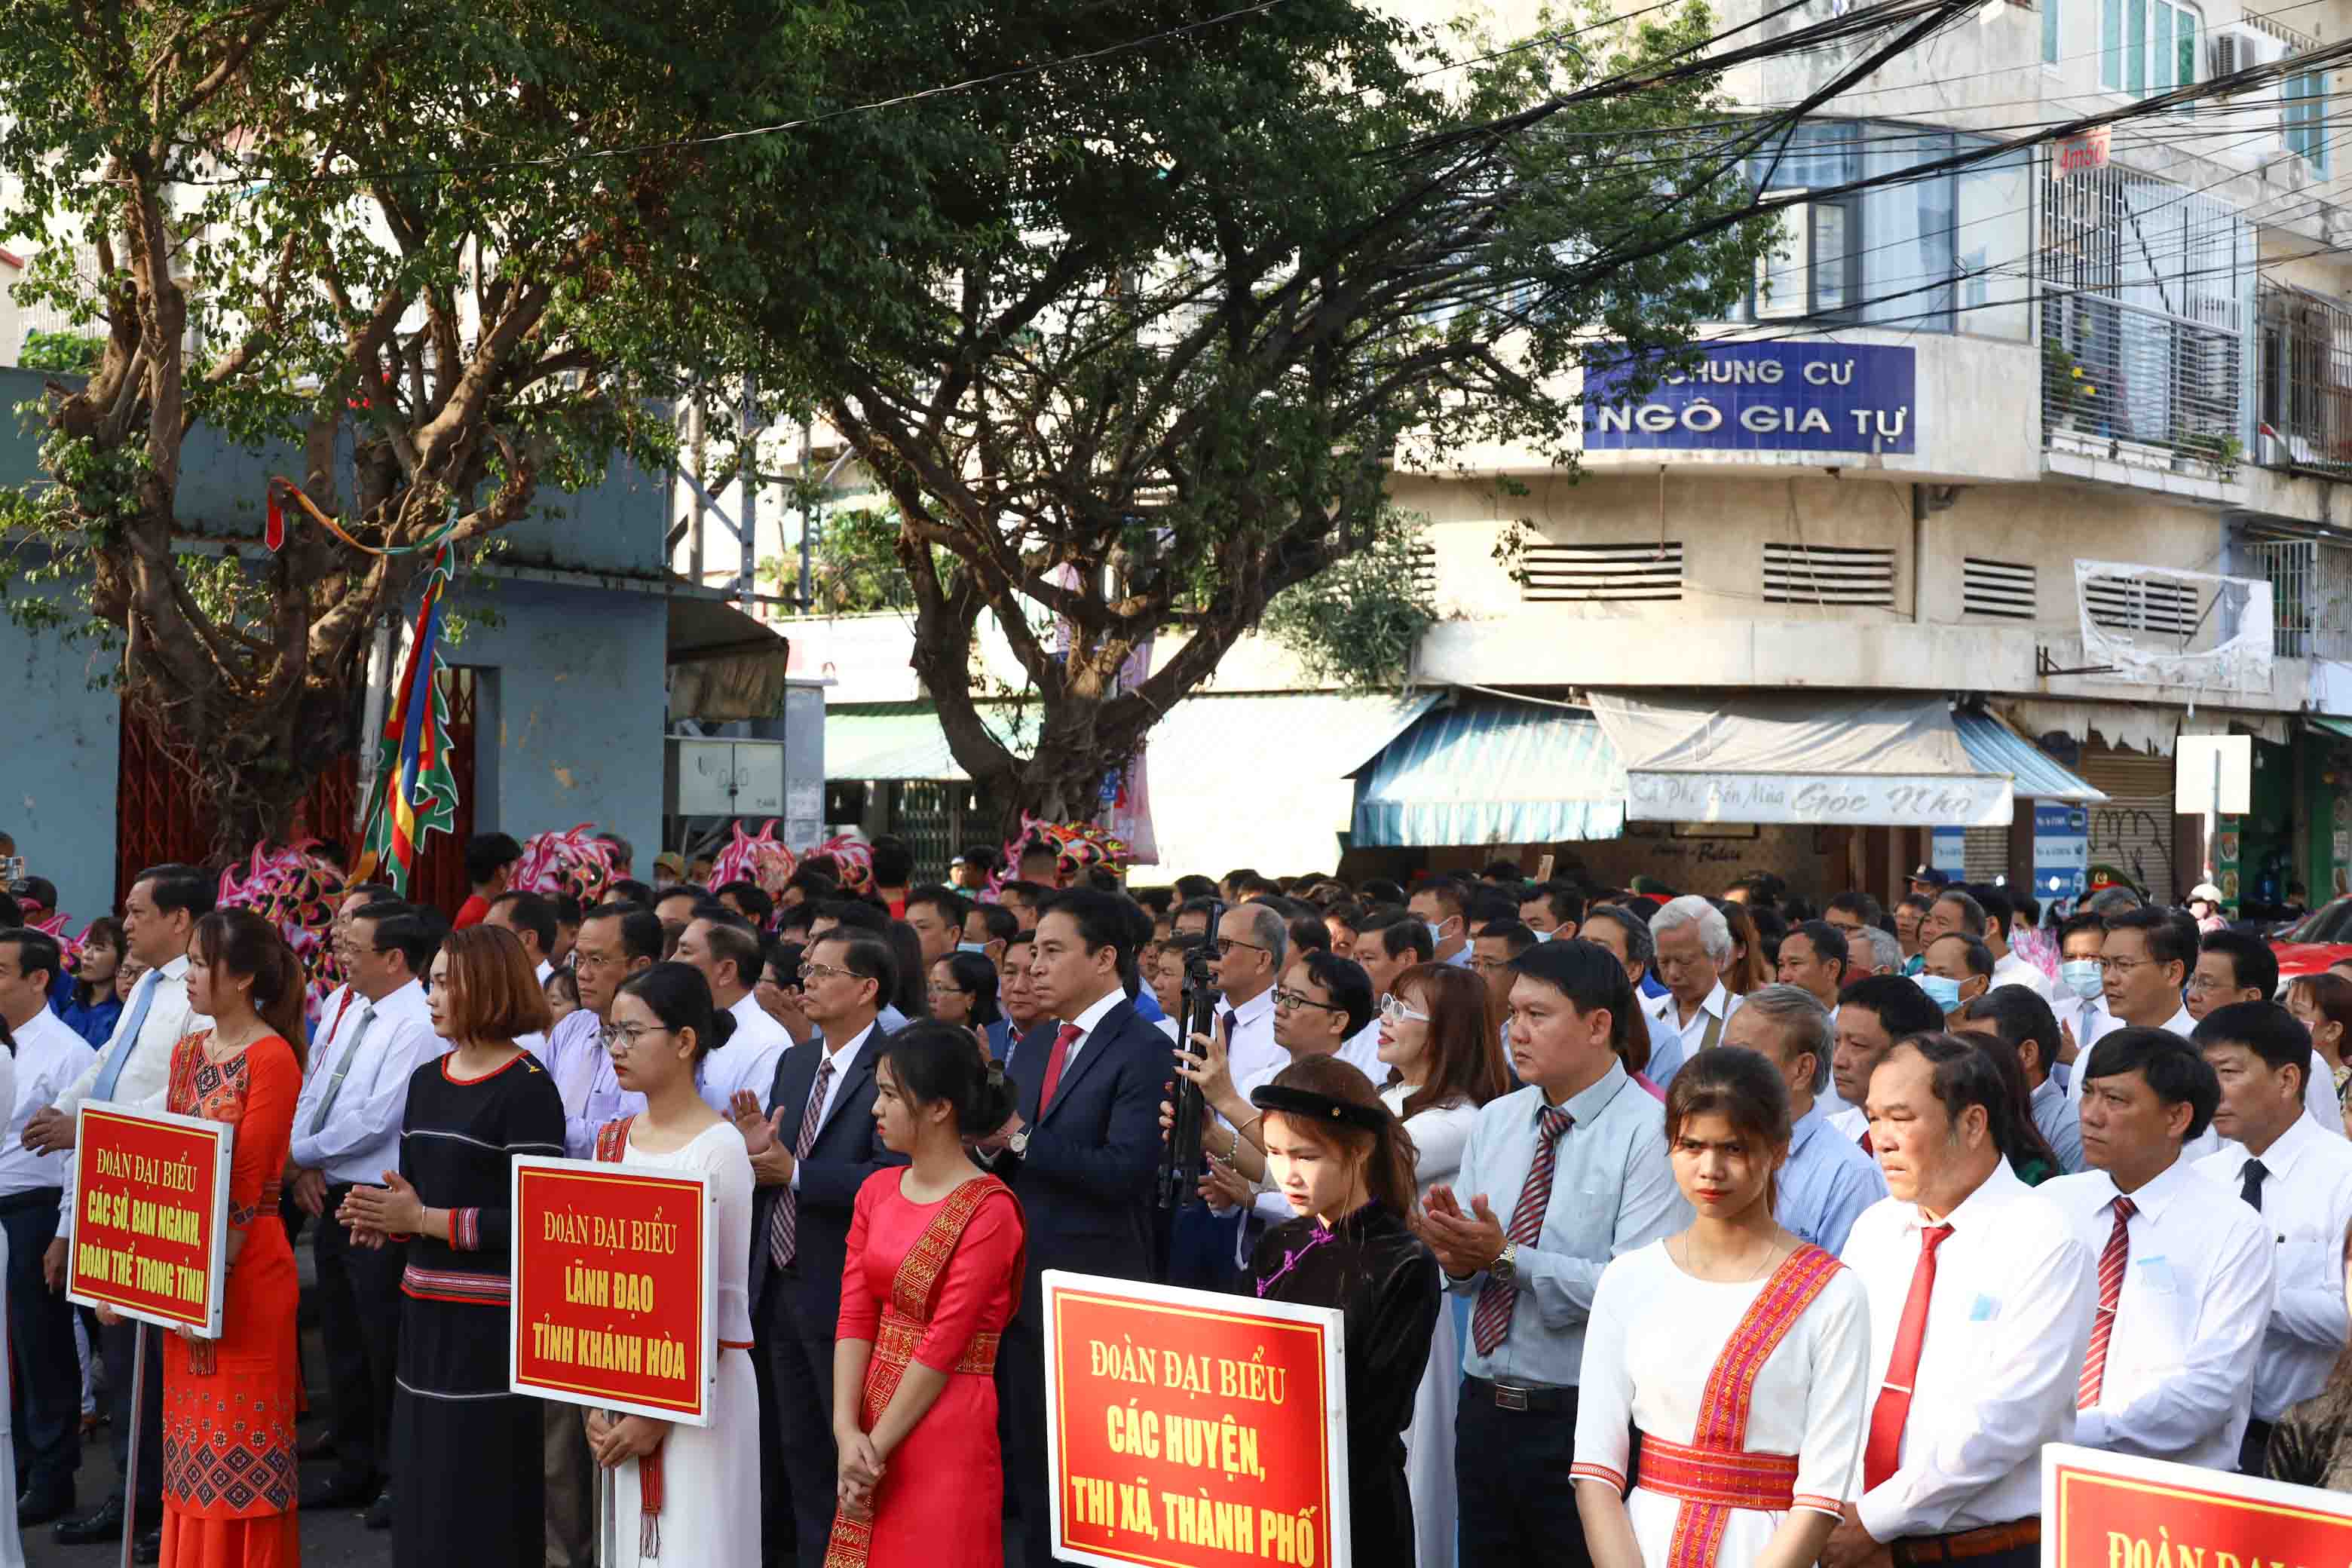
[534,958,555,986]
[289,978,446,1187]
[1990,951,2054,1003]
[57,954,210,1238]
[1214,986,1281,1101]
[1843,1160,2095,1541]
[2194,1115,2352,1421]
[2041,1156,2272,1468]
[791,1019,877,1193]
[699,993,793,1117]
[0,1007,95,1194]
[1827,1104,1871,1145]
[1643,982,1739,1089]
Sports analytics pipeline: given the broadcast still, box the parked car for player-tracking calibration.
[2271,896,2352,985]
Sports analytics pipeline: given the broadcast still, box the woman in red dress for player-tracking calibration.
[151,909,305,1567]
[829,1021,1025,1568]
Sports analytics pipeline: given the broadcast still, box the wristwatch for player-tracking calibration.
[1490,1242,1519,1286]
[1007,1125,1031,1158]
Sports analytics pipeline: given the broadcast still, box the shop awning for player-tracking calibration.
[2307,715,2352,743]
[666,593,792,722]
[1952,709,2109,803]
[1590,692,2014,827]
[1352,699,1628,847]
[822,703,1034,782]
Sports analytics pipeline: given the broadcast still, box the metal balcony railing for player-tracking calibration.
[2256,284,2352,476]
[2243,535,2352,660]
[2041,292,2243,469]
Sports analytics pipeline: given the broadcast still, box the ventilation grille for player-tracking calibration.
[1408,543,1436,602]
[2086,575,2200,637]
[1519,541,1683,602]
[1762,543,1895,606]
[1963,556,2038,620]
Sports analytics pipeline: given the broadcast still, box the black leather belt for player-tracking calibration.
[1463,1374,1574,1413]
[0,1187,61,1217]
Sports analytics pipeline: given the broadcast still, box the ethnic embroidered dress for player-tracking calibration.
[826,1169,1026,1568]
[158,1030,302,1568]
[1250,1202,1441,1568]
[388,1052,565,1568]
[1573,1242,1870,1568]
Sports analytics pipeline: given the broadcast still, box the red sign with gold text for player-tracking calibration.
[2045,1444,2352,1568]
[509,1156,715,1426]
[66,1103,234,1336]
[1044,1271,1350,1568]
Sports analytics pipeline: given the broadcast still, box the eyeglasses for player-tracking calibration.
[2185,973,2234,994]
[1468,955,1513,974]
[1380,994,1431,1024]
[1213,938,1266,957]
[575,951,624,972]
[600,1022,672,1054]
[798,961,856,985]
[1272,988,1342,1014]
[926,982,968,997]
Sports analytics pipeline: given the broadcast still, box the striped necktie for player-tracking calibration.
[1470,1104,1571,1355]
[2078,1195,2137,1409]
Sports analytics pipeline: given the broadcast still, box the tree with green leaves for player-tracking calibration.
[710,0,1779,830]
[0,0,827,856]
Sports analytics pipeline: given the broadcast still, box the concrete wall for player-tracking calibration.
[0,582,123,926]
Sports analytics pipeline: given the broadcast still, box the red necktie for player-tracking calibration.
[1859,1128,1875,1156]
[2078,1196,2137,1410]
[1863,1223,1954,1489]
[1036,1023,1084,1112]
[1471,1104,1572,1355]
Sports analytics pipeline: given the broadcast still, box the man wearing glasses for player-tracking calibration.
[741,931,902,1568]
[286,902,444,1526]
[1472,922,1538,1050]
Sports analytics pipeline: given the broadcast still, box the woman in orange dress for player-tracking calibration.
[829,1021,1025,1568]
[153,908,305,1566]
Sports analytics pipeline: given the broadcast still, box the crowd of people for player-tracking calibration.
[0,833,2349,1568]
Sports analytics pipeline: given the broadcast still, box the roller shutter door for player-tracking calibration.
[2078,746,2178,902]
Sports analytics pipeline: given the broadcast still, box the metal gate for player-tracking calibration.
[2078,746,2179,902]
[889,781,954,887]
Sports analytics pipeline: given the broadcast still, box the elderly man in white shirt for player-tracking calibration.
[27,864,214,1548]
[1643,896,1741,1089]
[675,911,790,1115]
[2191,1000,2352,1472]
[1828,1035,2094,1568]
[0,929,96,1521]
[2045,1027,2271,1472]
[286,901,446,1514]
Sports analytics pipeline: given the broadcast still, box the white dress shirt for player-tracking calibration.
[1214,986,1281,1100]
[1643,982,1740,1089]
[534,959,555,986]
[2042,1158,2272,1468]
[1843,1161,2095,1540]
[2194,1116,2352,1420]
[288,978,446,1186]
[1827,1104,1871,1146]
[697,993,793,1117]
[0,1008,95,1194]
[1991,952,2054,1003]
[57,954,210,1236]
[791,1021,874,1193]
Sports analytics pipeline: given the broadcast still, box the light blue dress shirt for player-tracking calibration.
[1775,1101,1888,1256]
[1446,1061,1689,1388]
[2030,1073,2085,1174]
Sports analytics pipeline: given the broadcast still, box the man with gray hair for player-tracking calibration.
[1722,984,1886,1253]
[1643,894,1740,1088]
[1856,926,1903,978]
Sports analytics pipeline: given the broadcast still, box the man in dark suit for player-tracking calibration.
[736,929,904,1568]
[992,889,1167,1567]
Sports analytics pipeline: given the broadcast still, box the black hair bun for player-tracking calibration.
[708,1006,739,1053]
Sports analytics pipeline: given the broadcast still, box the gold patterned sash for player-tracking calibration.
[825,1175,1016,1568]
[1659,1244,1844,1568]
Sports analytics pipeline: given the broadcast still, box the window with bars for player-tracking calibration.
[1518,541,1683,602]
[2286,70,2331,173]
[2085,574,2200,636]
[1762,543,1896,606]
[1963,557,2039,619]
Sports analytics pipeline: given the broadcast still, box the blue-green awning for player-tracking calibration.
[1952,710,2109,803]
[2308,715,2352,744]
[1351,698,1628,847]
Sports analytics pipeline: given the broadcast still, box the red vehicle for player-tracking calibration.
[2271,896,2352,985]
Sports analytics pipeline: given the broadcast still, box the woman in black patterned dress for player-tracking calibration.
[340,923,565,1568]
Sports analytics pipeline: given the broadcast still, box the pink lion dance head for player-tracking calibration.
[216,841,347,1023]
[1000,815,1131,892]
[706,822,801,905]
[513,824,626,907]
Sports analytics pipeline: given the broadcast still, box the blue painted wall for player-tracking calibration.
[0,369,675,910]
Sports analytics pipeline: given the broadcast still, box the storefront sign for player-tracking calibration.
[1623,770,2012,827]
[1584,344,1917,454]
[66,1103,234,1337]
[1931,825,1968,875]
[2035,804,2090,899]
[1043,1270,1349,1568]
[2043,1442,2352,1568]
[510,1156,715,1426]
[2054,127,2112,177]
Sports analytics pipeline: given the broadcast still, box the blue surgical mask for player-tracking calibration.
[957,942,988,956]
[1424,920,1446,946]
[2060,959,2103,1000]
[1916,973,1964,1012]
[1532,928,1554,943]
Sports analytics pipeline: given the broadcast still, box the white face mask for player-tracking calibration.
[1532,928,1554,942]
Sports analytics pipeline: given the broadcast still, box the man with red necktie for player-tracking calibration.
[991,889,1167,1568]
[1827,1034,2095,1568]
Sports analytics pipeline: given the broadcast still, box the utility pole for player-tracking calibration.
[798,421,816,612]
[740,381,759,613]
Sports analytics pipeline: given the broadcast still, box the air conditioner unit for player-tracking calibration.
[2208,26,2273,93]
